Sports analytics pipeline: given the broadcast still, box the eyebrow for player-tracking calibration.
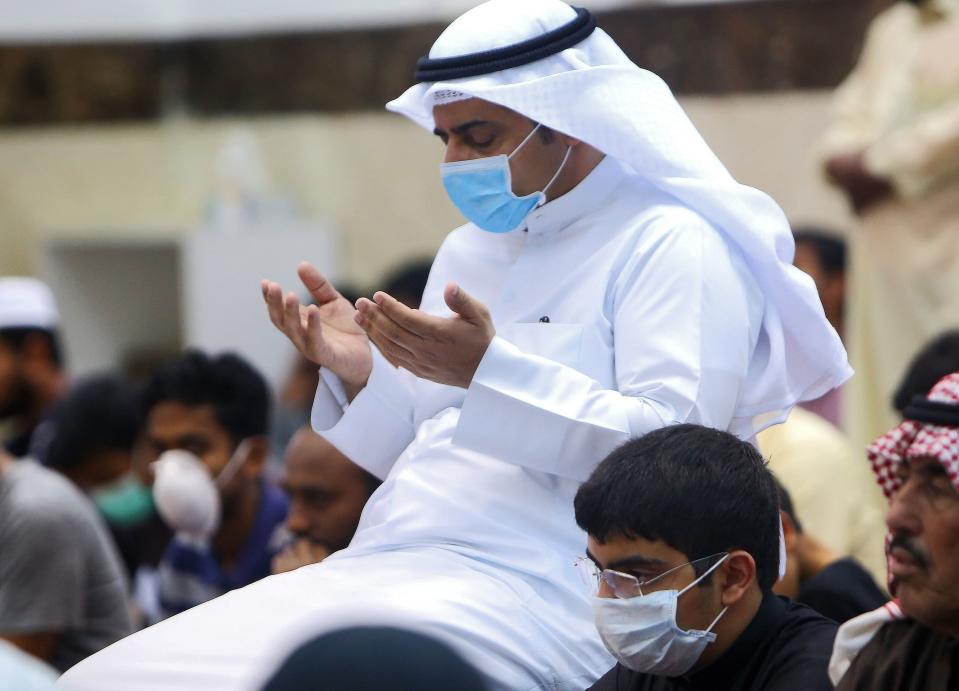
[144,433,211,453]
[432,119,494,137]
[585,548,669,571]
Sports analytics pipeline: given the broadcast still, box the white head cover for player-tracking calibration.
[387,0,851,421]
[0,277,60,330]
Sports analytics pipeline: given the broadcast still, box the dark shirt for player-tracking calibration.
[836,619,958,691]
[588,594,837,691]
[798,558,888,624]
[3,428,31,459]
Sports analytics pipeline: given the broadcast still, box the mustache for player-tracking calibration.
[889,534,931,569]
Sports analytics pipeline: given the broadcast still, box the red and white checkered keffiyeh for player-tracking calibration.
[867,371,959,500]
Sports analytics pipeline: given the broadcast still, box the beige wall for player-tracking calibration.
[0,90,851,287]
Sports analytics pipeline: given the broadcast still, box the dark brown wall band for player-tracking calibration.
[0,0,891,127]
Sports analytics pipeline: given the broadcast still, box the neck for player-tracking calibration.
[693,587,763,671]
[544,145,605,203]
[212,479,260,568]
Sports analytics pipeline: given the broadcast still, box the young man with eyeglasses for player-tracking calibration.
[574,424,837,691]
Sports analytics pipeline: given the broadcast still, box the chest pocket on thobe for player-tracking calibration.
[497,322,585,371]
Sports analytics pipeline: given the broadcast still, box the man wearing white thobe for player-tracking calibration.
[59,2,850,690]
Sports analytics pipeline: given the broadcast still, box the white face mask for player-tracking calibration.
[592,554,729,677]
[151,440,250,542]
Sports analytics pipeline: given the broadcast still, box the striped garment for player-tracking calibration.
[158,480,288,617]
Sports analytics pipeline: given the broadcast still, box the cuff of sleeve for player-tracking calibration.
[320,368,349,410]
[311,372,346,432]
[317,347,414,481]
[454,336,582,476]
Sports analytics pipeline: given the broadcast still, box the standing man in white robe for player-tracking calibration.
[59,2,850,690]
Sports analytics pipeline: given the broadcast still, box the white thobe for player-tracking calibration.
[819,4,959,453]
[59,156,764,691]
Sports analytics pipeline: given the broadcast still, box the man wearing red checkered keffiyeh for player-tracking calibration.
[828,371,959,690]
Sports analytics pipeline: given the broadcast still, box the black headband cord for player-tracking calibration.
[903,396,959,427]
[414,7,597,83]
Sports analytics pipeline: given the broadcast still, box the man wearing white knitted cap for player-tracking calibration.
[61,3,850,690]
[0,277,66,462]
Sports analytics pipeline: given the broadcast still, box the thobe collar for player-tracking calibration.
[524,154,627,239]
[684,591,785,687]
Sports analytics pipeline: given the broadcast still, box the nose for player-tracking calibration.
[886,481,923,538]
[444,140,478,164]
[285,499,311,536]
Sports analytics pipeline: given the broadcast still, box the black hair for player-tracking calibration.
[574,424,781,592]
[381,259,433,308]
[772,475,803,534]
[0,327,64,368]
[793,228,846,275]
[142,350,270,443]
[893,331,959,413]
[46,374,141,472]
[262,626,489,691]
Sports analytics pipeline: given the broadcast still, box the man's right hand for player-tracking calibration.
[261,262,372,399]
[271,538,330,575]
[825,152,894,215]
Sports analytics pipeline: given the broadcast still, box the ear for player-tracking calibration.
[780,510,799,554]
[718,550,756,608]
[240,436,269,478]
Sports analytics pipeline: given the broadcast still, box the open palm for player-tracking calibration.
[262,262,372,392]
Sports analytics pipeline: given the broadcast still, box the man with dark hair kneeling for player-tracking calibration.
[575,424,837,691]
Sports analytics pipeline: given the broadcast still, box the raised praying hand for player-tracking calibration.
[354,283,495,389]
[261,262,372,399]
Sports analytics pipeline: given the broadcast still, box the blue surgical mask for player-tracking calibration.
[440,123,572,234]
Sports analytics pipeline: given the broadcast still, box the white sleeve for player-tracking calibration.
[453,217,758,482]
[311,346,417,480]
[864,98,959,198]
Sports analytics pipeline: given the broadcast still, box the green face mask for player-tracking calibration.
[91,475,155,528]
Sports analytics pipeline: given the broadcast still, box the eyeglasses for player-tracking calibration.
[574,552,728,599]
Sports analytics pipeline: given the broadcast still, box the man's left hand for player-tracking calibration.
[354,283,495,389]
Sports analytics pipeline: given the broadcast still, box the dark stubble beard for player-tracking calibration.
[0,373,34,420]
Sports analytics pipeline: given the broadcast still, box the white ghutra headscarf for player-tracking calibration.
[387,0,852,427]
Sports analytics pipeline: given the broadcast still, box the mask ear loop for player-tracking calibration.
[678,553,730,597]
[677,553,731,635]
[215,439,251,489]
[507,123,543,160]
[541,145,572,197]
[507,122,572,206]
[703,605,729,635]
